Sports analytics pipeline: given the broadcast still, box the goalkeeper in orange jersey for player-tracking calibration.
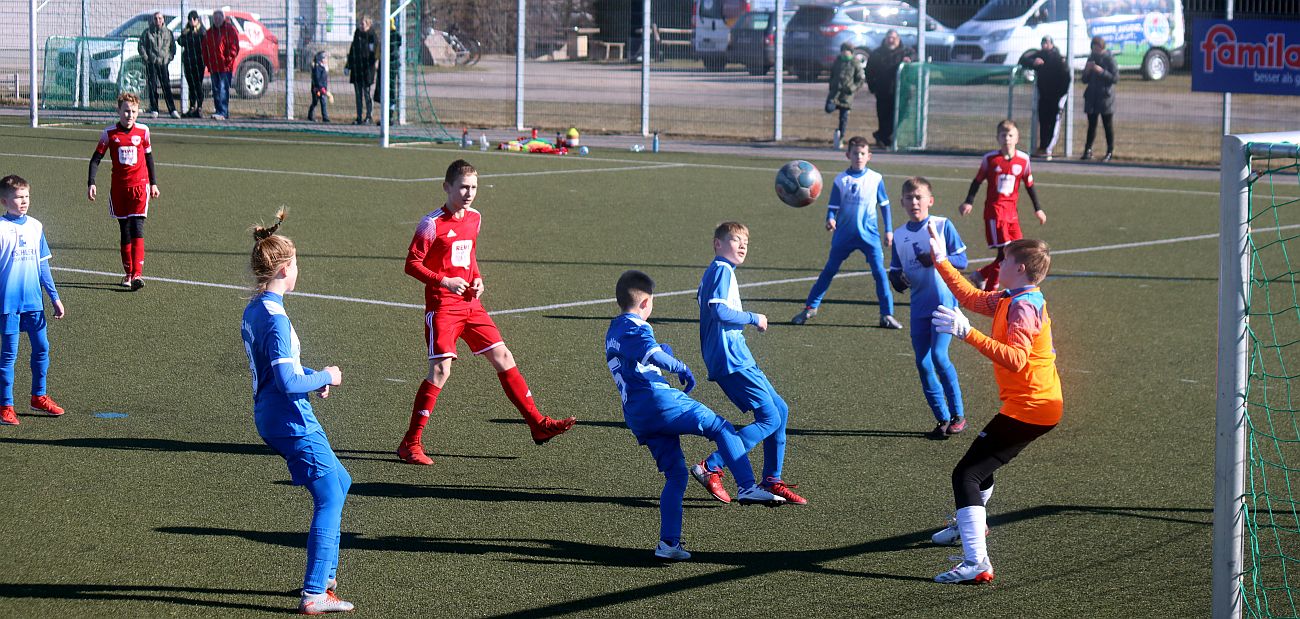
[922,226,1062,585]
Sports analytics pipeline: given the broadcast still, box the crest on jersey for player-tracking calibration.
[131,135,141,146]
[1011,164,1023,175]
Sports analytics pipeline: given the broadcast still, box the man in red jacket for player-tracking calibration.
[201,9,239,120]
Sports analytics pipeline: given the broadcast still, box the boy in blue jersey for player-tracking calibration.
[692,222,807,505]
[607,270,784,560]
[0,175,66,426]
[791,136,902,329]
[888,177,969,439]
[240,210,353,614]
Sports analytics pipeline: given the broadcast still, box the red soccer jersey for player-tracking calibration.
[974,149,1033,221]
[95,123,151,188]
[405,206,484,309]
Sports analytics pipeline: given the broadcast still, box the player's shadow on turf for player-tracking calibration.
[332,448,520,462]
[503,419,926,441]
[53,281,139,293]
[346,481,717,510]
[0,582,289,613]
[0,436,277,455]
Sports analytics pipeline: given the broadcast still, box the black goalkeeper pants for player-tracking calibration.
[952,413,1055,509]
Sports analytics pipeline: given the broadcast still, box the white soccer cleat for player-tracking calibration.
[935,558,994,584]
[298,591,354,614]
[654,540,691,561]
[735,484,786,507]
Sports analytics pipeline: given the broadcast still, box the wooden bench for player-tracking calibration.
[632,25,693,60]
[591,40,625,61]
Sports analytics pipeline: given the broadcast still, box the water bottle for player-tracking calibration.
[833,129,843,150]
[479,134,489,151]
[630,144,644,153]
[652,132,660,153]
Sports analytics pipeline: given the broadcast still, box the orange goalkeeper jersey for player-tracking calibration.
[936,260,1063,426]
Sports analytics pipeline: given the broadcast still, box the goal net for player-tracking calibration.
[1217,131,1300,619]
[892,62,1034,152]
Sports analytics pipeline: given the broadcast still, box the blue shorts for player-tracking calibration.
[623,390,718,446]
[1,311,46,335]
[262,431,343,486]
[714,365,779,413]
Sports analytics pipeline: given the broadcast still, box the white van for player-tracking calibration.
[694,0,776,71]
[951,0,1184,80]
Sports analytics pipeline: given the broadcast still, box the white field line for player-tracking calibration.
[52,224,1300,316]
[0,125,1275,199]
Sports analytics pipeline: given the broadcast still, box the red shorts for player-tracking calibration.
[424,304,503,360]
[983,217,1022,249]
[109,184,149,219]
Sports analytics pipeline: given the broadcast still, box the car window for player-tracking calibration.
[109,15,151,38]
[789,6,834,28]
[699,0,725,20]
[973,0,1038,21]
[862,4,917,27]
[745,13,771,30]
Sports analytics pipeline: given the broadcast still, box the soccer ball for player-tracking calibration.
[775,160,823,207]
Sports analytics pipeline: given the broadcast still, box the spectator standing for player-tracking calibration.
[137,12,179,119]
[202,9,240,120]
[1019,35,1070,160]
[865,30,914,149]
[1081,36,1118,161]
[346,17,378,125]
[177,11,206,118]
[826,42,865,146]
[373,19,402,124]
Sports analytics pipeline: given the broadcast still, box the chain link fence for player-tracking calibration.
[3,0,1297,164]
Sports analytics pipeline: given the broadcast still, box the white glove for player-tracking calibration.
[931,305,971,339]
[927,220,948,263]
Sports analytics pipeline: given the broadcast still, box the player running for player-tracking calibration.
[396,159,575,465]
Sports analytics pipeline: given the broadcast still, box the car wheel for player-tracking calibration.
[236,60,268,98]
[1141,49,1169,81]
[794,64,818,82]
[117,62,146,96]
[702,55,727,72]
[746,63,767,76]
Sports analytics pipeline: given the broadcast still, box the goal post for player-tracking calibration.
[1216,131,1300,619]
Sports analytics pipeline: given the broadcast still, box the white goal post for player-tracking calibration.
[1215,131,1300,619]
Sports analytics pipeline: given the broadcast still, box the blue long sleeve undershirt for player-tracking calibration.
[949,252,969,270]
[647,349,688,374]
[712,302,758,327]
[38,259,58,303]
[273,362,330,396]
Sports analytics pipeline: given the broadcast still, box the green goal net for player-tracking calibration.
[892,62,1033,152]
[1219,132,1300,619]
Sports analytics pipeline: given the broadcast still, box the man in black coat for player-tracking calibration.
[1020,35,1070,159]
[346,17,378,124]
[865,30,913,149]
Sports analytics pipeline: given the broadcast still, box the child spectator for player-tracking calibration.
[87,92,158,291]
[307,51,332,123]
[792,136,901,329]
[692,222,807,506]
[606,270,784,559]
[888,177,968,439]
[396,160,575,465]
[240,210,353,613]
[0,175,66,426]
[958,120,1046,291]
[925,231,1063,585]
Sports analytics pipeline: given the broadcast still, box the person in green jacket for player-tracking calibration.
[137,12,178,118]
[826,42,865,144]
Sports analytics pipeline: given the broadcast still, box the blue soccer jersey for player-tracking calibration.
[605,313,677,407]
[698,258,756,380]
[0,214,55,315]
[828,167,891,246]
[890,216,967,317]
[241,292,332,439]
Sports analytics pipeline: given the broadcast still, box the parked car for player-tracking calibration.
[53,10,279,100]
[783,0,954,81]
[728,9,796,75]
[694,0,775,72]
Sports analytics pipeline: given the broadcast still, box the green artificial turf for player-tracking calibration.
[0,118,1236,616]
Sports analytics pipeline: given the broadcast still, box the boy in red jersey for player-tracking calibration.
[396,160,576,465]
[957,120,1046,291]
[924,228,1062,585]
[87,92,158,291]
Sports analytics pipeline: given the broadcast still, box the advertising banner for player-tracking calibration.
[1193,19,1300,95]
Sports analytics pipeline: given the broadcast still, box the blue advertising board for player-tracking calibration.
[1193,19,1300,96]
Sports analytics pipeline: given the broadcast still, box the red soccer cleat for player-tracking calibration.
[30,395,64,416]
[0,405,17,426]
[760,477,807,506]
[690,460,732,503]
[396,441,433,465]
[531,416,576,445]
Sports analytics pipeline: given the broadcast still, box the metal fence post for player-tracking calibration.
[515,0,525,130]
[774,0,785,141]
[29,0,38,127]
[640,0,650,137]
[285,0,295,119]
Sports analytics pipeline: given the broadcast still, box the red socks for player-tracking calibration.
[120,239,147,278]
[497,366,543,426]
[404,380,440,444]
[120,244,132,277]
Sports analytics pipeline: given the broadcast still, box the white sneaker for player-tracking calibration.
[150,111,158,118]
[735,484,786,507]
[935,558,994,584]
[298,591,354,614]
[212,114,226,120]
[654,540,691,561]
[169,110,181,119]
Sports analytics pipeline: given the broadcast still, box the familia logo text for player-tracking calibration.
[1201,24,1300,73]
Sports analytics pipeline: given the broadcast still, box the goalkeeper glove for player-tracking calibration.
[931,305,971,339]
[888,269,910,293]
[677,366,696,394]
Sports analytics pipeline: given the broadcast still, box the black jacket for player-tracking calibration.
[1020,47,1070,100]
[346,28,378,85]
[865,44,913,97]
[1082,50,1118,115]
